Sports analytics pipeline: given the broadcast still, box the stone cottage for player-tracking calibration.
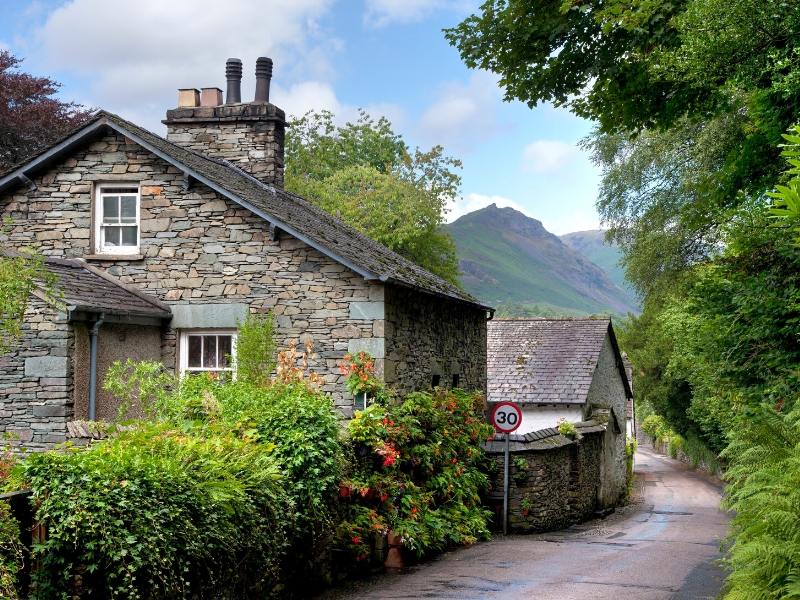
[487,318,632,506]
[0,58,491,450]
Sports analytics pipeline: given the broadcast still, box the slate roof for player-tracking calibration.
[0,111,488,310]
[487,318,631,405]
[43,257,171,318]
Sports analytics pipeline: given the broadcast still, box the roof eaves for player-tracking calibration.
[0,117,106,194]
[98,117,381,284]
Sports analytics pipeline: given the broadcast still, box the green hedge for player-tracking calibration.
[177,376,344,581]
[23,424,290,599]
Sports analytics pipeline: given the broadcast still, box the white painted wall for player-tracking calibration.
[517,405,586,435]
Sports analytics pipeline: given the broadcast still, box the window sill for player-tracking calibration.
[82,253,145,261]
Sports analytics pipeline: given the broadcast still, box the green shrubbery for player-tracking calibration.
[625,437,637,502]
[3,323,493,595]
[641,412,721,474]
[722,403,800,599]
[0,500,22,599]
[23,424,289,599]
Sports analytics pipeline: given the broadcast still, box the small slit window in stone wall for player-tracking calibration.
[431,374,441,388]
[452,374,460,388]
[95,184,140,255]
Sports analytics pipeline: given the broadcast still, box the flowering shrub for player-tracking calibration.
[339,351,392,403]
[338,354,493,561]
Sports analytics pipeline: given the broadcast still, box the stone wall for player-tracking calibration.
[0,130,384,413]
[384,285,487,394]
[73,323,164,421]
[586,334,628,508]
[485,422,606,533]
[0,296,74,450]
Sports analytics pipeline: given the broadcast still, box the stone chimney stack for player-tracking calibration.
[163,57,285,188]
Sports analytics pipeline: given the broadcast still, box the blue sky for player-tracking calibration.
[0,0,602,234]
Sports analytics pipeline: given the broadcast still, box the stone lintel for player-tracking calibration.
[24,356,69,378]
[349,301,384,320]
[170,303,249,329]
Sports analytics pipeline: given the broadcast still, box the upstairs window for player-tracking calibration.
[95,185,140,255]
[179,330,237,378]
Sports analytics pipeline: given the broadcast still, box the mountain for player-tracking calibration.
[447,205,639,316]
[560,230,636,298]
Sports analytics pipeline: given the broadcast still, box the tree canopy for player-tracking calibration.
[0,50,92,172]
[285,110,462,284]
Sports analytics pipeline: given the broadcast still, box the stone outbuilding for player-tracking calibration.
[487,317,632,508]
[0,58,491,450]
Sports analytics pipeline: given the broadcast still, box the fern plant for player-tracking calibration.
[722,402,800,599]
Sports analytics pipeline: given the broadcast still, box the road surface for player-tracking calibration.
[321,446,730,599]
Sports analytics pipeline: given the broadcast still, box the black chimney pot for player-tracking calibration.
[225,58,242,104]
[255,57,273,103]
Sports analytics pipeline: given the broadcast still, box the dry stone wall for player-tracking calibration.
[485,426,605,533]
[0,297,74,450]
[0,130,383,414]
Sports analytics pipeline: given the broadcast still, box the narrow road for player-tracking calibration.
[321,446,730,599]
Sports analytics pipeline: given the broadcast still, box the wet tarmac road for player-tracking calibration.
[321,446,730,599]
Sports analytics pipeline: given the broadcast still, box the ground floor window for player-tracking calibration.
[179,330,237,377]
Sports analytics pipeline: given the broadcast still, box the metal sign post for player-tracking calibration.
[503,431,510,535]
[490,402,523,535]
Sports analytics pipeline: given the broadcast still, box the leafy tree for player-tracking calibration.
[285,111,462,284]
[1,52,88,352]
[448,0,800,293]
[0,50,92,172]
[0,245,56,354]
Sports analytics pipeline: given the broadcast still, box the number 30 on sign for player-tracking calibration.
[491,402,522,434]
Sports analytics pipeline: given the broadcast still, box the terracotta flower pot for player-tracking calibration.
[385,531,404,570]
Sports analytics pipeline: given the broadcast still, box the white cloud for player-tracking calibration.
[521,140,579,173]
[26,0,337,131]
[446,193,532,223]
[417,71,501,153]
[363,0,442,27]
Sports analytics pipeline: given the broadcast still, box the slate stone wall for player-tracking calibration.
[384,284,487,395]
[586,335,628,508]
[486,430,604,533]
[0,130,384,414]
[0,297,74,450]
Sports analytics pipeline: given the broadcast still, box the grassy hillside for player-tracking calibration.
[560,230,637,299]
[447,204,639,316]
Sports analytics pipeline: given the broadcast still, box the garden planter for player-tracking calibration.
[384,531,405,570]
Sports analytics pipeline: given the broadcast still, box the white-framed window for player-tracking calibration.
[179,330,237,377]
[94,184,140,255]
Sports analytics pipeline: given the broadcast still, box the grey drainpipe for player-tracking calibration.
[88,313,105,421]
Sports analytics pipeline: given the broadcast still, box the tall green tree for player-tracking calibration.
[285,111,462,285]
[447,0,800,293]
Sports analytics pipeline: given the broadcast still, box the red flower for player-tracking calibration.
[351,536,361,545]
[450,458,458,464]
[411,507,418,514]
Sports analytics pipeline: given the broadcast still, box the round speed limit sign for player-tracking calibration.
[491,402,522,434]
